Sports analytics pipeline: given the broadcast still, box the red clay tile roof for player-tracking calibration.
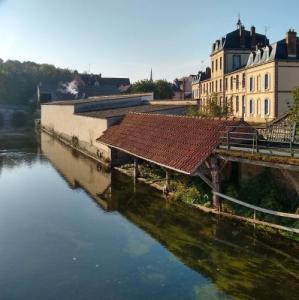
[98,113,243,174]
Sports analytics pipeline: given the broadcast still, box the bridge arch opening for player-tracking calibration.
[10,111,27,128]
[0,112,4,128]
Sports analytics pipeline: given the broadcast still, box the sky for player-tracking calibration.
[0,0,299,82]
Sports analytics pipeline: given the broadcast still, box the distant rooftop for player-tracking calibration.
[43,93,153,106]
[75,104,187,119]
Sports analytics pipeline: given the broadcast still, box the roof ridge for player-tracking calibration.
[128,112,241,122]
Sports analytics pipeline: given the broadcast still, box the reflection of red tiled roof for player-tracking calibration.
[98,113,243,174]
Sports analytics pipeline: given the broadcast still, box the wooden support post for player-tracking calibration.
[133,158,139,179]
[164,169,170,194]
[211,156,221,210]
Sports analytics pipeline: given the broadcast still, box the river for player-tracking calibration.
[0,130,298,300]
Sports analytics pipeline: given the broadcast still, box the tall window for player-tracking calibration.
[264,99,270,115]
[230,76,233,91]
[212,61,214,73]
[233,55,241,70]
[212,81,214,92]
[249,77,254,92]
[236,96,239,112]
[249,99,255,114]
[220,57,222,70]
[219,79,222,92]
[216,59,218,71]
[242,73,246,88]
[225,78,228,91]
[257,99,261,115]
[242,95,246,114]
[236,75,239,90]
[264,73,270,90]
[257,75,261,91]
[215,80,218,92]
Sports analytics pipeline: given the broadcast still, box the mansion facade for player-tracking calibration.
[192,20,299,123]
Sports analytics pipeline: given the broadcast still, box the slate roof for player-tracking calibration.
[79,74,130,87]
[98,113,243,174]
[247,37,299,67]
[76,104,187,119]
[212,28,268,54]
[44,93,153,106]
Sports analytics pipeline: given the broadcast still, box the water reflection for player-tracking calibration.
[41,133,112,210]
[40,132,299,300]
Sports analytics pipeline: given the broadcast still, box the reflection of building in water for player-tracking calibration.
[41,131,299,299]
[41,132,112,210]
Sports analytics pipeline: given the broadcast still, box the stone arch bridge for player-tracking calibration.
[0,104,29,128]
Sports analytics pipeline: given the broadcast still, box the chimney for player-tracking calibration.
[286,29,297,58]
[206,67,211,78]
[250,26,256,49]
[240,25,245,48]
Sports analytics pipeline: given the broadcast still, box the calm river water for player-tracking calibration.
[0,130,298,300]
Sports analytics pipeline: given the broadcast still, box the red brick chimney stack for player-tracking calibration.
[286,29,297,58]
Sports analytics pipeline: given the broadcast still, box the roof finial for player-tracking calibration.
[237,13,242,28]
[150,68,153,82]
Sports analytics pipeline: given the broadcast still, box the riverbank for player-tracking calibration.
[115,163,299,242]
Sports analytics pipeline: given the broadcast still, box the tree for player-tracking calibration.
[187,93,233,118]
[155,80,174,99]
[131,79,174,100]
[290,87,299,123]
[0,59,73,106]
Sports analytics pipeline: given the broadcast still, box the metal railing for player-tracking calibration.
[219,124,299,157]
[213,191,299,234]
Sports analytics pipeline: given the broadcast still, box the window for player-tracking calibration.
[236,75,239,90]
[225,78,228,91]
[264,99,270,115]
[230,76,233,90]
[249,77,254,92]
[215,80,218,92]
[242,73,246,88]
[242,95,246,114]
[249,99,255,114]
[212,61,214,73]
[264,73,270,90]
[236,96,239,112]
[257,99,261,115]
[220,57,222,70]
[220,79,222,92]
[216,59,218,71]
[212,81,214,92]
[233,55,241,70]
[257,75,261,91]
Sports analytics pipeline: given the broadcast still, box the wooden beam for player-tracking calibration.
[217,154,299,171]
[133,158,139,179]
[193,171,214,189]
[211,156,221,210]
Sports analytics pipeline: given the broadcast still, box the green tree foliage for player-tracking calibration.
[0,59,73,105]
[290,86,299,122]
[187,93,233,118]
[131,79,174,99]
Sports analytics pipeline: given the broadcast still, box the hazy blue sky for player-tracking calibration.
[0,0,299,82]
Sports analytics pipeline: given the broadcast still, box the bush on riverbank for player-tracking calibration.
[224,169,299,227]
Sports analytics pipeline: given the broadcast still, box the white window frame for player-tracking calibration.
[264,73,270,90]
[264,98,270,115]
[249,99,255,115]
